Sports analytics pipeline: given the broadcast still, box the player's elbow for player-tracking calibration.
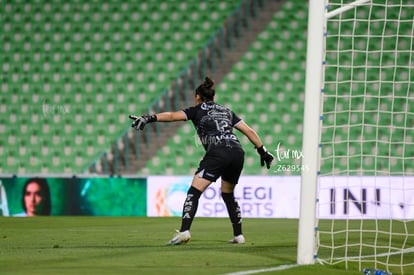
[244,126,258,137]
[243,127,261,146]
[246,128,258,140]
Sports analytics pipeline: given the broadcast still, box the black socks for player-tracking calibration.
[222,192,242,236]
[180,186,202,232]
[179,187,242,237]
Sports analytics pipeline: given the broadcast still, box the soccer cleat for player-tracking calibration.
[168,230,191,245]
[228,234,245,244]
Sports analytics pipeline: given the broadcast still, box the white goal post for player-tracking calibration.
[297,0,326,265]
[298,0,414,273]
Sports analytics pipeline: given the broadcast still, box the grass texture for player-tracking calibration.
[0,217,405,275]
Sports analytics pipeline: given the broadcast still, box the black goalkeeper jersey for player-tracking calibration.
[183,101,243,151]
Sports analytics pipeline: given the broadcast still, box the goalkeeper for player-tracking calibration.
[129,77,274,245]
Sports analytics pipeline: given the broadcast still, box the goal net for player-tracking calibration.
[315,0,414,274]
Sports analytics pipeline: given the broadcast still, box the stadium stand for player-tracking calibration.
[137,0,413,176]
[141,1,308,175]
[2,1,412,176]
[0,1,241,174]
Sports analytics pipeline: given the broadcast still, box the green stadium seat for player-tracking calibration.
[2,1,411,176]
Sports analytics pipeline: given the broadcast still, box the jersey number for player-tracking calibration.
[214,120,228,132]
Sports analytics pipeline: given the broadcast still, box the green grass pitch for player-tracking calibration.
[1,217,407,275]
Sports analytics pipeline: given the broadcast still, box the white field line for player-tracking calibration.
[223,263,300,275]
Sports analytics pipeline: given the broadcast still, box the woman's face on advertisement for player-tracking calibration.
[24,182,44,216]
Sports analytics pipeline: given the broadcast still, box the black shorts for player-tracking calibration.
[195,146,245,184]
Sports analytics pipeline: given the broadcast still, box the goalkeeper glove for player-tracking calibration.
[129,114,157,131]
[256,145,274,169]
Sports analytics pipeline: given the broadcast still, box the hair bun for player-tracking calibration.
[204,77,214,89]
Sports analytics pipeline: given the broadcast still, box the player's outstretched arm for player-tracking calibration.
[155,111,187,122]
[235,121,274,169]
[129,111,186,130]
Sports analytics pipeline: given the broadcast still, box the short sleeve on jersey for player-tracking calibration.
[231,111,242,126]
[183,106,197,121]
